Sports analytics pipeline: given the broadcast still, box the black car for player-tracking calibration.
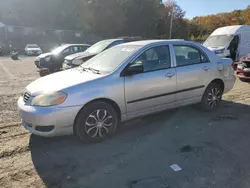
[62,37,142,70]
[35,44,90,76]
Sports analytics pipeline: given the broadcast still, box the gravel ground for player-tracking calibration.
[0,56,250,188]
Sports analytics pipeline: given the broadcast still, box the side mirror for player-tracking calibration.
[124,63,143,76]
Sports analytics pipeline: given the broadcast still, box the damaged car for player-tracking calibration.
[236,53,250,83]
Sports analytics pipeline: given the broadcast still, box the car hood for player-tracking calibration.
[65,51,96,61]
[37,52,52,59]
[207,46,225,51]
[26,69,103,96]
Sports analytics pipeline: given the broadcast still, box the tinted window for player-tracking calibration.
[73,46,78,52]
[132,46,171,72]
[79,46,88,52]
[173,45,209,67]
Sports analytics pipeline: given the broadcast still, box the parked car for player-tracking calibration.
[236,53,250,83]
[18,40,235,142]
[203,25,250,61]
[62,37,142,70]
[0,46,3,56]
[25,44,42,56]
[35,44,90,76]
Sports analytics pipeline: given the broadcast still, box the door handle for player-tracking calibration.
[203,66,210,71]
[165,72,175,78]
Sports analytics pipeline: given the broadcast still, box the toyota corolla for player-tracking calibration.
[18,40,235,142]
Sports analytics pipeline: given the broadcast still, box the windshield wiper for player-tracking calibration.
[88,67,100,74]
[81,67,100,74]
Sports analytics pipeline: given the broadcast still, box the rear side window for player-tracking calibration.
[173,45,209,67]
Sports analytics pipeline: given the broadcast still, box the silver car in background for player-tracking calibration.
[18,40,235,142]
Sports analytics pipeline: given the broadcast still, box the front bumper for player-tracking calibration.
[18,97,82,137]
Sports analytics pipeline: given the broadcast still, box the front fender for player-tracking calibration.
[59,76,126,114]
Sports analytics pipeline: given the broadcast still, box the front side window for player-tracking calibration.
[79,46,88,52]
[131,45,171,72]
[173,45,209,67]
[73,46,79,52]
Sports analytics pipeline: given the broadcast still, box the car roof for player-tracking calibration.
[99,37,143,43]
[120,39,189,46]
[101,39,124,43]
[63,44,91,47]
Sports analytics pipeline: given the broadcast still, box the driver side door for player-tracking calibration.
[124,45,177,117]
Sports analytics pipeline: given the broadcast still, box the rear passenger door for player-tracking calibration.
[173,45,212,103]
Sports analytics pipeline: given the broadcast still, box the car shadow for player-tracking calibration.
[29,100,250,188]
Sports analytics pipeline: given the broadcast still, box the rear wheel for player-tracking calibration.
[201,83,223,111]
[75,101,118,143]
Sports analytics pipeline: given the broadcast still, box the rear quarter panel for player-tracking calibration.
[198,44,235,93]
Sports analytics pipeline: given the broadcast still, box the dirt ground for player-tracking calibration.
[0,56,250,188]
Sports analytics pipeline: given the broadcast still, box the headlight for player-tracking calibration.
[45,56,51,61]
[31,92,67,106]
[215,49,225,54]
[72,59,83,65]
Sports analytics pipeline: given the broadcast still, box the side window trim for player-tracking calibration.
[172,44,210,67]
[125,44,173,75]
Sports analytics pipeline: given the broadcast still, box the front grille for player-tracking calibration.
[35,125,55,132]
[23,92,31,103]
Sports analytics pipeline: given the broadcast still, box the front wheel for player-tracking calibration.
[201,83,223,111]
[75,102,119,143]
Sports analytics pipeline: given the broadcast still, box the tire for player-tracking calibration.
[201,83,223,111]
[75,101,119,143]
[239,78,249,83]
[39,71,48,77]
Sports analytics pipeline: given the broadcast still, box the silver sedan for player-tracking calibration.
[18,40,235,142]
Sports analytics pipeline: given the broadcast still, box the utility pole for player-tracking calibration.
[169,1,174,39]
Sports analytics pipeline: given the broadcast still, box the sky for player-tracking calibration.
[171,0,249,19]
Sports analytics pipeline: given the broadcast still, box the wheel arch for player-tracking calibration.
[73,98,121,135]
[208,78,225,93]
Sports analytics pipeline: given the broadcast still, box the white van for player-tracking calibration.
[203,25,250,61]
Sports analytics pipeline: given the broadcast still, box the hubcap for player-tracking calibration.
[207,88,221,107]
[85,109,113,138]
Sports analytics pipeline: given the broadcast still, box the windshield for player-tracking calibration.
[51,45,68,54]
[203,35,234,48]
[85,40,114,54]
[81,45,142,73]
[27,45,39,48]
